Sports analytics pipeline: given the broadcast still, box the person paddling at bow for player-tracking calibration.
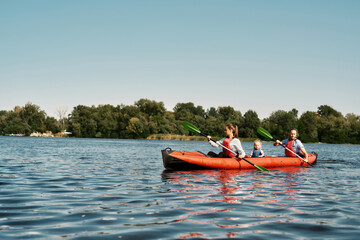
[206,123,245,158]
[273,128,308,162]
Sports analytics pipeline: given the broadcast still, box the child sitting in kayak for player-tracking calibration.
[249,139,265,158]
[206,123,245,158]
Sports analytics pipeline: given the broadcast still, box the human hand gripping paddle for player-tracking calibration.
[183,121,268,171]
[257,127,313,167]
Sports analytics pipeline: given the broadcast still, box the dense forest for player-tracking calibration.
[0,99,359,144]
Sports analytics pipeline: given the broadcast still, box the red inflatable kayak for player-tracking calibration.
[162,148,317,170]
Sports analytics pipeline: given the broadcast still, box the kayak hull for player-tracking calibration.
[162,148,317,170]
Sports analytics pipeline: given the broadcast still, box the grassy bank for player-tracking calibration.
[146,134,257,142]
[146,134,205,141]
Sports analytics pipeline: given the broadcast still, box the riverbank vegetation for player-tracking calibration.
[1,99,359,144]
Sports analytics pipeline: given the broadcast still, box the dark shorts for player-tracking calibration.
[207,151,231,158]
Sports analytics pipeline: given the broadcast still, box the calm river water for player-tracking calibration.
[0,136,359,239]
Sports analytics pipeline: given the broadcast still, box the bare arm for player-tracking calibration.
[300,147,308,161]
[259,150,265,157]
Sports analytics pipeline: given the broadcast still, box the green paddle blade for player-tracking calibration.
[257,127,274,140]
[254,164,269,171]
[183,121,201,134]
[242,158,269,171]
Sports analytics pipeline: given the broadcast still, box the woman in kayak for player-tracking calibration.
[274,128,308,161]
[206,123,245,158]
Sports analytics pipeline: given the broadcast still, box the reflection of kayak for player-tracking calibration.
[162,148,317,170]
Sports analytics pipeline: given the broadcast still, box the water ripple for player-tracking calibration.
[0,137,359,239]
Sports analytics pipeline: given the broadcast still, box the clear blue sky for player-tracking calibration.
[1,0,359,119]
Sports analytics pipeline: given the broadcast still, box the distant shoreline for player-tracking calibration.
[2,134,358,145]
[2,101,359,145]
[145,134,359,145]
[146,134,257,142]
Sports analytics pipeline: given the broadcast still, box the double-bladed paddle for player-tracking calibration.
[183,121,268,171]
[257,127,313,167]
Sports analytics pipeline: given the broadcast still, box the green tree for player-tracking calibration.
[3,111,29,134]
[346,113,360,144]
[162,111,182,135]
[0,110,7,135]
[69,122,80,137]
[95,104,118,138]
[134,99,166,136]
[120,105,141,119]
[135,98,166,117]
[262,109,298,140]
[218,106,236,122]
[316,106,348,143]
[317,115,348,143]
[126,117,148,138]
[22,102,47,133]
[298,111,319,142]
[1,104,62,136]
[149,112,176,135]
[174,102,205,120]
[218,106,243,128]
[117,105,142,138]
[204,116,223,137]
[317,105,342,118]
[45,116,61,134]
[241,110,260,138]
[206,107,218,119]
[69,105,98,138]
[173,102,207,133]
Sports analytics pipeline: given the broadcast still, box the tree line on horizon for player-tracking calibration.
[0,99,359,144]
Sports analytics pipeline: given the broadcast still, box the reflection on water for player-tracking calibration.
[161,165,360,239]
[0,137,359,239]
[163,168,309,223]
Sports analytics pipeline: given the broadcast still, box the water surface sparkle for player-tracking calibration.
[0,137,359,239]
